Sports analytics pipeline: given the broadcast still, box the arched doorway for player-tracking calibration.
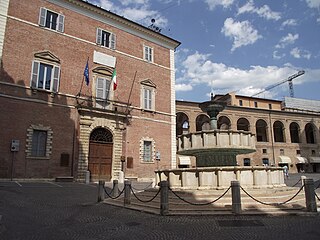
[88,128,113,181]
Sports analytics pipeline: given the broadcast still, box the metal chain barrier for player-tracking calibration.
[291,179,302,187]
[104,186,125,200]
[315,180,320,190]
[168,186,231,206]
[130,185,161,203]
[240,185,305,206]
[131,182,154,191]
[315,192,320,201]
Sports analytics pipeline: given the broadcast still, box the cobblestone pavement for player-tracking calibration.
[1,176,320,240]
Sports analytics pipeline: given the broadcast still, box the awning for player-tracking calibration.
[278,156,291,164]
[309,157,320,163]
[179,156,191,165]
[296,157,307,164]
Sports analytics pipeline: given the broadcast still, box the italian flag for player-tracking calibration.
[112,69,117,90]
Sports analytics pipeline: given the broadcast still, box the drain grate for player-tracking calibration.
[217,220,264,228]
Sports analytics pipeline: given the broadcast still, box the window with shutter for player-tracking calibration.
[144,46,153,62]
[95,77,111,109]
[140,80,156,111]
[30,61,60,92]
[38,7,64,32]
[96,28,116,49]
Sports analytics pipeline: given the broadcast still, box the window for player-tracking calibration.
[269,104,272,110]
[143,141,152,162]
[262,149,267,154]
[243,158,251,166]
[96,77,111,108]
[96,28,116,49]
[280,149,284,155]
[254,101,258,108]
[296,149,301,155]
[143,88,152,110]
[312,150,316,155]
[144,45,153,62]
[31,130,47,157]
[140,80,156,111]
[39,8,64,32]
[239,100,243,106]
[262,158,269,166]
[31,61,60,92]
[26,125,53,159]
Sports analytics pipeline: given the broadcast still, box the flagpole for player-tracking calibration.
[78,57,89,97]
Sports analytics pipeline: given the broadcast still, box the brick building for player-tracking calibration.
[0,0,180,181]
[176,92,320,173]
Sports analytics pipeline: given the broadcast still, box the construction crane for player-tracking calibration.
[251,70,305,98]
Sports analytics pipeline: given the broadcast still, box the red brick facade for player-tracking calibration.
[0,0,180,181]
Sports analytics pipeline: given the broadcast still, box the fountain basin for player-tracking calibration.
[155,166,285,189]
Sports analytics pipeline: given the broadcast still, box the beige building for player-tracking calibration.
[176,92,320,173]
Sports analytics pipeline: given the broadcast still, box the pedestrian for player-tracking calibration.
[283,165,289,179]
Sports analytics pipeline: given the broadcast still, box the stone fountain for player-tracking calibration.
[155,96,285,189]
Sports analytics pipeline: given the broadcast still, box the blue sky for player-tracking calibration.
[89,0,320,102]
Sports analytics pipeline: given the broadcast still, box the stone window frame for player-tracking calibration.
[30,51,61,93]
[26,124,53,159]
[140,137,155,163]
[140,79,156,111]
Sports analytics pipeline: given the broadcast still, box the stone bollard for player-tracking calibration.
[304,178,317,212]
[124,180,131,206]
[160,181,169,216]
[112,179,119,198]
[97,180,105,202]
[231,180,241,214]
[301,175,306,187]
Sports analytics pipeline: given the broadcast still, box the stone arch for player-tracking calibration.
[273,120,285,142]
[90,127,113,143]
[237,118,250,131]
[176,112,189,135]
[289,122,300,143]
[196,114,210,131]
[256,119,268,142]
[305,122,317,144]
[218,116,231,130]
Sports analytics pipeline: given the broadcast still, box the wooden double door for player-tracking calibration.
[88,141,113,181]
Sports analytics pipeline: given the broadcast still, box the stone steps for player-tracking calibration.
[103,186,315,215]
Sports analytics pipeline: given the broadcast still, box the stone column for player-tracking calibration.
[304,178,317,212]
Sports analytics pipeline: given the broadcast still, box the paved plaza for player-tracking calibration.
[0,173,320,240]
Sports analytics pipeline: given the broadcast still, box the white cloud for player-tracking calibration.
[237,0,281,21]
[221,18,262,52]
[275,33,299,49]
[273,51,285,59]
[96,0,113,10]
[94,0,168,28]
[175,83,193,91]
[205,0,234,10]
[177,51,311,97]
[305,0,320,8]
[281,19,298,28]
[290,47,312,59]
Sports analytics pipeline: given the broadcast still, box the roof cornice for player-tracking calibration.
[64,0,181,49]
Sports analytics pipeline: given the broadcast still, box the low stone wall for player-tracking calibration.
[155,166,285,189]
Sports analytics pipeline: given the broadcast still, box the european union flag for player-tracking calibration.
[84,59,89,86]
